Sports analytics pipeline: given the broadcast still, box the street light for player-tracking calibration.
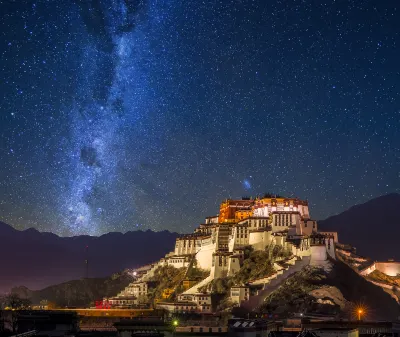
[172,320,179,337]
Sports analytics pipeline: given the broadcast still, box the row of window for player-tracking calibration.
[169,259,185,263]
[219,256,227,267]
[212,256,228,267]
[174,306,211,311]
[304,222,316,228]
[128,289,146,295]
[111,300,136,304]
[189,327,222,332]
[275,214,292,226]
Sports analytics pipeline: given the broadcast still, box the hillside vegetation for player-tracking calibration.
[148,265,187,301]
[147,263,209,301]
[233,245,291,284]
[367,270,400,287]
[198,245,291,296]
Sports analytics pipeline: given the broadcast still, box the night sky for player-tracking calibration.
[1,0,399,236]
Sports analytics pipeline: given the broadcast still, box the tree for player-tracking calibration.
[3,293,31,310]
[137,294,149,305]
[1,294,31,333]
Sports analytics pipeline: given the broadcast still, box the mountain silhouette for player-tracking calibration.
[0,222,178,293]
[319,193,400,261]
[1,193,399,293]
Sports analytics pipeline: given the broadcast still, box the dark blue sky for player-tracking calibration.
[0,0,399,235]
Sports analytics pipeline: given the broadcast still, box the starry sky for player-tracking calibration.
[0,0,399,236]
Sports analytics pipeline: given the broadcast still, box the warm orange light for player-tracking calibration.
[356,306,366,320]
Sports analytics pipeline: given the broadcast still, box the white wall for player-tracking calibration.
[359,263,376,276]
[167,258,190,268]
[211,254,229,278]
[228,256,241,276]
[310,245,327,262]
[253,207,269,217]
[249,231,264,250]
[291,238,311,257]
[196,241,216,270]
[205,216,218,224]
[230,287,249,304]
[375,262,400,277]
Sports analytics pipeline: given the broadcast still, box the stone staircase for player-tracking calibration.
[183,274,213,295]
[241,256,311,311]
[137,263,160,282]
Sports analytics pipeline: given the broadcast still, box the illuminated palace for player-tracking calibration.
[106,195,337,312]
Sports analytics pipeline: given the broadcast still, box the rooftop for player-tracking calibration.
[315,328,358,331]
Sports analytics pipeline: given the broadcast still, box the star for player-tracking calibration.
[0,0,398,235]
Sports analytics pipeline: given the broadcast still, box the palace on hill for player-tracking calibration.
[104,195,338,312]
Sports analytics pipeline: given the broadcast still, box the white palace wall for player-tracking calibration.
[249,231,264,250]
[359,263,376,276]
[310,245,327,263]
[211,254,229,278]
[196,239,216,270]
[375,262,400,277]
[227,255,241,276]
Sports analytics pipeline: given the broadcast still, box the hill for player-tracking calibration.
[260,259,400,321]
[0,222,178,293]
[11,271,133,308]
[318,193,400,260]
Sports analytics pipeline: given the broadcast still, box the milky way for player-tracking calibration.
[1,1,399,235]
[59,2,147,234]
